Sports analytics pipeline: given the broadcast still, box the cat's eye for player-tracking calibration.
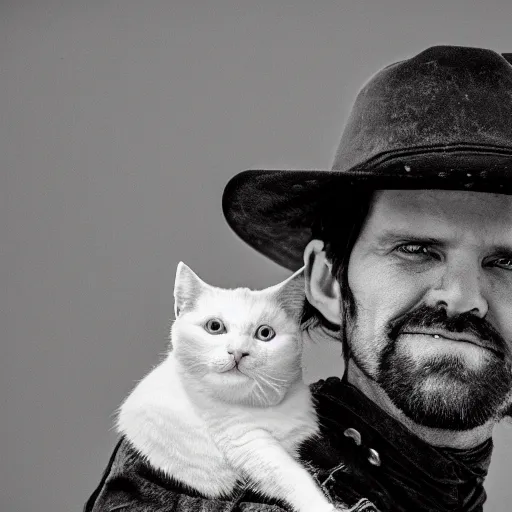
[204,318,226,334]
[255,325,275,342]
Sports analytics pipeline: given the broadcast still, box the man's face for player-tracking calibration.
[347,189,512,430]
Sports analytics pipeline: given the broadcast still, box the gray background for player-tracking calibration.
[3,1,512,511]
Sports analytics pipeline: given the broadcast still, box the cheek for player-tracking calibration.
[488,286,512,353]
[261,336,301,369]
[174,325,225,360]
[347,260,433,371]
[349,261,423,326]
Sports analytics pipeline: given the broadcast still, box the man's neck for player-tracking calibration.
[345,359,494,450]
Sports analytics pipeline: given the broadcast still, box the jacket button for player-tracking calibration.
[368,448,381,466]
[343,428,362,446]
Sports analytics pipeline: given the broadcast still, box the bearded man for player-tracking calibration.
[85,45,512,512]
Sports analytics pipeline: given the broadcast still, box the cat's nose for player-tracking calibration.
[228,349,249,364]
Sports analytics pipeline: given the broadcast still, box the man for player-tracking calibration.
[85,45,512,512]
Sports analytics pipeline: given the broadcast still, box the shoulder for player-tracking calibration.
[84,437,207,511]
[84,437,289,512]
[84,435,381,512]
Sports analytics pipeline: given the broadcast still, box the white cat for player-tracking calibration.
[117,262,344,512]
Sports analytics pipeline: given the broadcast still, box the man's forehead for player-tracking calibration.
[364,189,512,238]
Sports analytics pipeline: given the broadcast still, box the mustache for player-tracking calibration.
[387,304,510,359]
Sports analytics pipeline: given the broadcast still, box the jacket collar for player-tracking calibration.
[306,377,492,511]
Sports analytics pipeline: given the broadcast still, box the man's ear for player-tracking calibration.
[303,240,341,326]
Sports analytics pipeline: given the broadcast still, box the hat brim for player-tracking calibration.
[222,149,512,271]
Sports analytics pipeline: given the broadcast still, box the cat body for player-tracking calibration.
[118,354,318,498]
[117,263,343,512]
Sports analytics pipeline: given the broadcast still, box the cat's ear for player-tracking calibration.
[173,262,208,317]
[272,266,305,318]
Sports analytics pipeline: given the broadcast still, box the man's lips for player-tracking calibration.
[399,329,503,357]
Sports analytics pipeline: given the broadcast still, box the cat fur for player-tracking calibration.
[117,263,341,512]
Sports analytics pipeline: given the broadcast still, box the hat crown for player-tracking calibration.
[332,45,512,172]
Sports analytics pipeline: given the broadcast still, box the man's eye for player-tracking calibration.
[493,258,512,270]
[395,244,431,256]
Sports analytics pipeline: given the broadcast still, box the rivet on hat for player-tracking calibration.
[368,448,381,467]
[343,428,362,446]
[404,165,411,172]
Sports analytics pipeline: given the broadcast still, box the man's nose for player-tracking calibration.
[426,259,488,318]
[228,349,249,363]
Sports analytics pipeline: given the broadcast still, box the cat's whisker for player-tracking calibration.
[257,372,286,390]
[260,373,288,383]
[254,382,265,405]
[254,382,267,407]
[249,379,264,406]
[181,359,205,370]
[254,374,281,402]
[180,359,210,376]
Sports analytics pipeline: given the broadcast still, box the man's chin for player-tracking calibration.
[384,380,493,430]
[378,354,512,431]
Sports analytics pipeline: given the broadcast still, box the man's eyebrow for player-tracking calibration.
[490,245,512,256]
[376,231,512,254]
[375,231,445,245]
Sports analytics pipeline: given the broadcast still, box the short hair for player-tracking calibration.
[301,187,375,366]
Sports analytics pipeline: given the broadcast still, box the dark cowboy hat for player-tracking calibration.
[222,45,512,271]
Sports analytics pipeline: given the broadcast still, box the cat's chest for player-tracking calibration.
[205,387,319,455]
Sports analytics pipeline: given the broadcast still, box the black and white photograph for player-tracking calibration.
[3,2,512,511]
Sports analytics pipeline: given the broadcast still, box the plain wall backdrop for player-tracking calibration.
[3,1,512,511]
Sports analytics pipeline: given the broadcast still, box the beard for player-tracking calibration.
[354,304,512,430]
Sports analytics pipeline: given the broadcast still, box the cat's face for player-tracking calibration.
[171,263,305,407]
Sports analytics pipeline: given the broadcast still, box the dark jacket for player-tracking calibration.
[84,377,491,512]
